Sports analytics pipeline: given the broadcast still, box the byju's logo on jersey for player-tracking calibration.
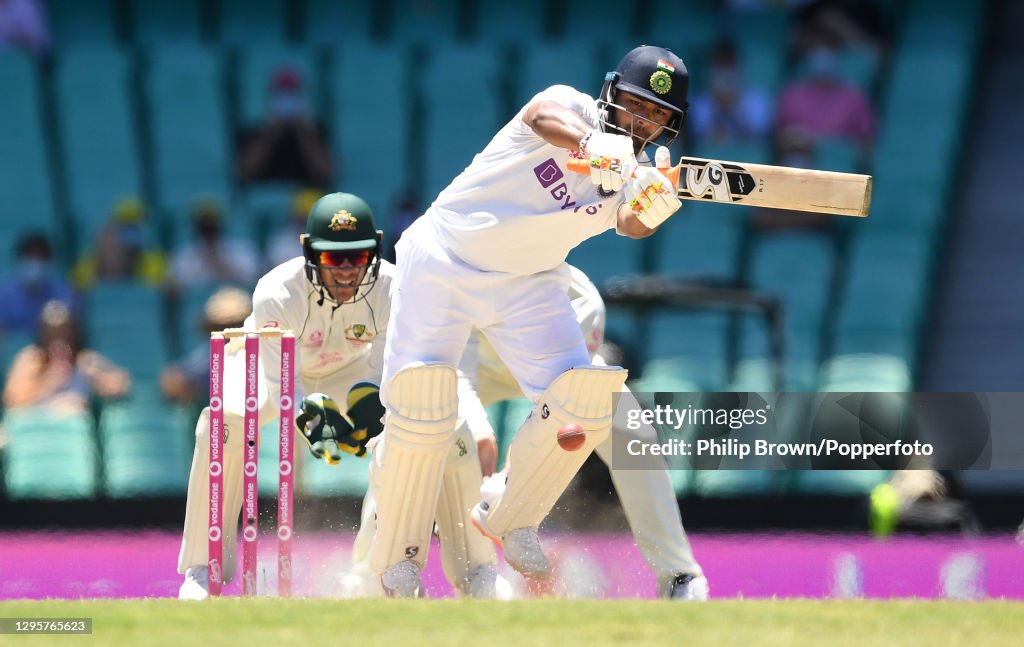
[534,158,599,215]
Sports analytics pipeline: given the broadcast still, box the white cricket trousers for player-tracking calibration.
[381,217,591,403]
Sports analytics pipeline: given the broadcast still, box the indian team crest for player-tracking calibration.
[329,210,358,232]
[650,69,672,95]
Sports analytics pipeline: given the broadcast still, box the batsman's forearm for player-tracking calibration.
[523,100,592,151]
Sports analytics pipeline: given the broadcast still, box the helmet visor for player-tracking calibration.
[318,249,373,268]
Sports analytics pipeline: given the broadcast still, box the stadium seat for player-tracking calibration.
[390,0,463,44]
[144,45,231,232]
[131,0,204,44]
[48,0,118,48]
[2,407,100,499]
[217,0,289,45]
[514,40,603,108]
[84,281,172,383]
[650,201,747,282]
[419,43,506,201]
[328,41,414,223]
[567,230,646,290]
[303,0,375,46]
[634,310,731,391]
[53,47,143,252]
[472,0,548,44]
[98,396,192,497]
[0,52,57,268]
[643,0,717,59]
[789,470,889,496]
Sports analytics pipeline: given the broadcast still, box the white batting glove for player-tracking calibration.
[624,166,682,228]
[581,131,636,193]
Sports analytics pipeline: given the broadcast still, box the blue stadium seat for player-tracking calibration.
[144,45,231,232]
[567,230,645,290]
[217,0,289,45]
[391,0,462,44]
[650,201,746,282]
[419,43,505,202]
[473,0,548,44]
[2,407,100,499]
[131,0,203,44]
[514,40,603,108]
[98,396,192,497]
[53,47,143,252]
[49,0,118,48]
[0,52,57,267]
[84,281,171,383]
[634,310,731,391]
[303,0,375,46]
[329,42,414,225]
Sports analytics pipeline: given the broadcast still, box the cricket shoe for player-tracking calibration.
[380,559,422,598]
[471,506,551,578]
[178,566,210,600]
[667,573,710,601]
[464,564,516,600]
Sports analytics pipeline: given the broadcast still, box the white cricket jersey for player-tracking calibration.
[222,257,394,416]
[427,85,626,275]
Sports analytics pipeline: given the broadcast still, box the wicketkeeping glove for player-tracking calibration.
[295,393,367,464]
[346,382,385,441]
[624,166,682,228]
[582,131,637,193]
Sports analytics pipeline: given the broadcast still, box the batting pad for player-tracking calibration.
[178,407,245,581]
[436,421,497,593]
[369,363,459,574]
[482,366,628,535]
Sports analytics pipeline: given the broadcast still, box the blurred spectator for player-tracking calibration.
[774,41,876,150]
[792,0,889,63]
[266,188,321,268]
[160,286,251,406]
[688,39,772,148]
[236,66,332,188]
[168,196,262,293]
[2,300,129,415]
[71,196,167,289]
[0,0,50,58]
[0,232,77,338]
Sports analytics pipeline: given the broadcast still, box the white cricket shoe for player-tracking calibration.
[178,566,210,600]
[667,573,710,601]
[380,560,422,598]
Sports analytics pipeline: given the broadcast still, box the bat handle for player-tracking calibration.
[566,156,681,187]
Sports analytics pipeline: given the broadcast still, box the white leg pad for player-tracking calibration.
[482,365,628,535]
[369,363,459,574]
[436,420,497,594]
[178,407,245,582]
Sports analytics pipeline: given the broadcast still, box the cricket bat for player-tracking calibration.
[567,156,872,218]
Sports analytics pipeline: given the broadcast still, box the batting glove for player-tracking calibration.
[624,166,682,228]
[295,393,368,464]
[581,131,636,194]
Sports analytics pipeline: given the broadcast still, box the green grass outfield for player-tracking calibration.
[1,598,1022,646]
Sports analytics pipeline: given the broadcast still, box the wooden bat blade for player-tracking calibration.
[673,156,872,217]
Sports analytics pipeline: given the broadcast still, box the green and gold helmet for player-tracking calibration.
[300,192,384,304]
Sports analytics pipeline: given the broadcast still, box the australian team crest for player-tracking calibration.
[352,323,366,338]
[329,210,358,232]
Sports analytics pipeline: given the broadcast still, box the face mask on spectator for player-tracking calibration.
[271,91,305,119]
[806,47,840,82]
[17,257,50,288]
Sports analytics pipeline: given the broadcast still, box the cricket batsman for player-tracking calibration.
[371,44,689,596]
